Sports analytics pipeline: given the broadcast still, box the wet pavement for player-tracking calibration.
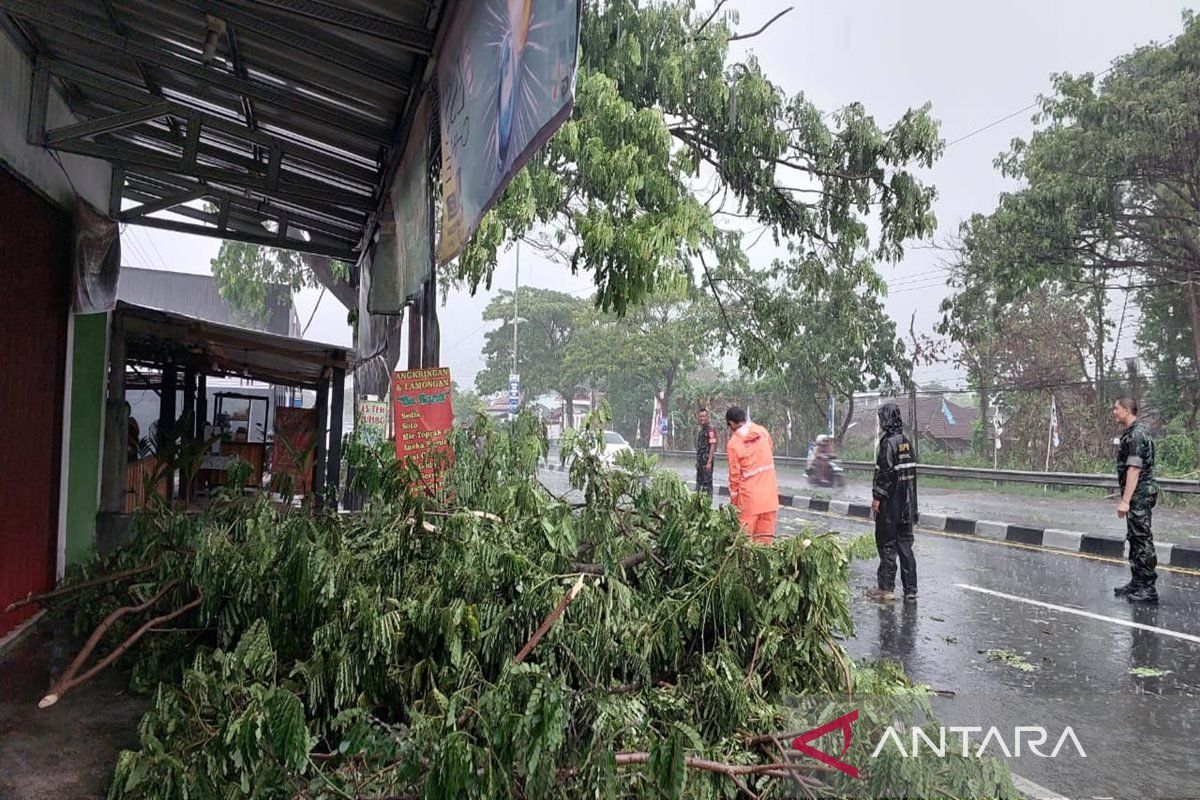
[654,456,1200,545]
[0,619,147,800]
[789,504,1200,800]
[541,467,1200,799]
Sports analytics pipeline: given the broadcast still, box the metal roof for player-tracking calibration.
[119,266,296,335]
[1,0,449,261]
[118,301,351,388]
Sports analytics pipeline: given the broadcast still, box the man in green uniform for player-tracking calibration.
[1113,396,1159,604]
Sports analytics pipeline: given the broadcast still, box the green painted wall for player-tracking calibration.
[65,312,108,565]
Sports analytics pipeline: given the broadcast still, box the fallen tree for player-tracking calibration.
[42,412,1016,799]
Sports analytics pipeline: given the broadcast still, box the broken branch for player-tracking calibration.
[40,590,203,708]
[514,575,586,664]
[5,564,158,612]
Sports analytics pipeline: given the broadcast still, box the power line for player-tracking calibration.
[941,30,1182,151]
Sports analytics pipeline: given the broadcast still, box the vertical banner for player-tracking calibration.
[508,373,521,417]
[392,368,455,492]
[370,95,432,314]
[357,398,389,443]
[273,407,317,495]
[437,0,582,264]
[649,396,664,449]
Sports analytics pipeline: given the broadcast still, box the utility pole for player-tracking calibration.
[512,241,520,374]
[508,242,521,421]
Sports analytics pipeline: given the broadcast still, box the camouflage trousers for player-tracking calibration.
[1126,495,1158,588]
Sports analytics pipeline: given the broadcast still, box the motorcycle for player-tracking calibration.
[805,454,844,488]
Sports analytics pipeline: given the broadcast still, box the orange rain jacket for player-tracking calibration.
[726,422,779,516]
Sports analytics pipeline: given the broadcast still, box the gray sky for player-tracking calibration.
[125,1,1186,391]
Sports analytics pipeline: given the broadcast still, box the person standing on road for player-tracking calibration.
[1113,396,1159,603]
[695,408,717,498]
[869,402,918,602]
[725,406,779,544]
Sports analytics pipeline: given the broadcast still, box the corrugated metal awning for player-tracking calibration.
[1,0,449,261]
[118,301,351,388]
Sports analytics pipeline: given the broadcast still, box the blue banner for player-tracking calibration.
[437,0,581,264]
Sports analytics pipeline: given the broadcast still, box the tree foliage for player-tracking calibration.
[42,414,1014,799]
[993,12,1200,440]
[453,0,941,320]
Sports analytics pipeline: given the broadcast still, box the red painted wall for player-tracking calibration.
[0,167,70,637]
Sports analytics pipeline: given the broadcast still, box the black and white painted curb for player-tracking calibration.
[540,463,1199,569]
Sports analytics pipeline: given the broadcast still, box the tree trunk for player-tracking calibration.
[1185,276,1200,389]
[564,395,575,430]
[301,254,356,310]
[836,393,855,445]
[978,366,991,458]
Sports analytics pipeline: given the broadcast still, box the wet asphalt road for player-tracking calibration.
[778,507,1200,800]
[541,469,1200,799]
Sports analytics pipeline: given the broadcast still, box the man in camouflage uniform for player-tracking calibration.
[695,408,717,498]
[1113,396,1159,604]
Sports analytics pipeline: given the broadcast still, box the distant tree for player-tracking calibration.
[570,288,713,447]
[475,288,593,428]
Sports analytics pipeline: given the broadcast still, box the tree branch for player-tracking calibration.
[727,7,794,42]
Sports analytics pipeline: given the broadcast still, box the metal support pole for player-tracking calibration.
[325,368,345,511]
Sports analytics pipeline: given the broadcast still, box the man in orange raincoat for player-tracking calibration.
[724,406,779,544]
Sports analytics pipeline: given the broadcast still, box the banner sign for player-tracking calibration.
[272,407,317,495]
[357,398,389,442]
[649,396,664,449]
[508,374,521,415]
[392,368,455,492]
[370,95,432,314]
[437,0,582,264]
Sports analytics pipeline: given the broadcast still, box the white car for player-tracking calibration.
[600,430,632,466]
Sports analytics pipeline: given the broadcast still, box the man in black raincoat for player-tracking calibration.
[868,402,918,601]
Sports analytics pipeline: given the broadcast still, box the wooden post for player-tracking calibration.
[407,299,422,370]
[325,368,345,511]
[421,273,440,368]
[195,374,208,441]
[181,368,196,501]
[312,372,329,509]
[99,317,127,515]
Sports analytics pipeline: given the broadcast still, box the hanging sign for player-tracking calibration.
[437,0,581,263]
[357,397,389,442]
[392,368,455,492]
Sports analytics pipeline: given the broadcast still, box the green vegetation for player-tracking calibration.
[41,413,1014,799]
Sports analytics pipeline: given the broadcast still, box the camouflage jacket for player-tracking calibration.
[1117,420,1158,501]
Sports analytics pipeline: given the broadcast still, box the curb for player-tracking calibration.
[539,463,1199,568]
[750,487,1200,569]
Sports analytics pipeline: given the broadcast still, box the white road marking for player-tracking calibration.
[955,584,1200,646]
[1011,772,1070,800]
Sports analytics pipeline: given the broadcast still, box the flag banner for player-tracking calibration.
[649,396,664,449]
[1050,395,1060,449]
[437,0,582,264]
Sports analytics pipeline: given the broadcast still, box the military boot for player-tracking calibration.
[1113,582,1136,596]
[1125,586,1159,604]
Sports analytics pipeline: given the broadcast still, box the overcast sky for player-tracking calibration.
[124,0,1186,392]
